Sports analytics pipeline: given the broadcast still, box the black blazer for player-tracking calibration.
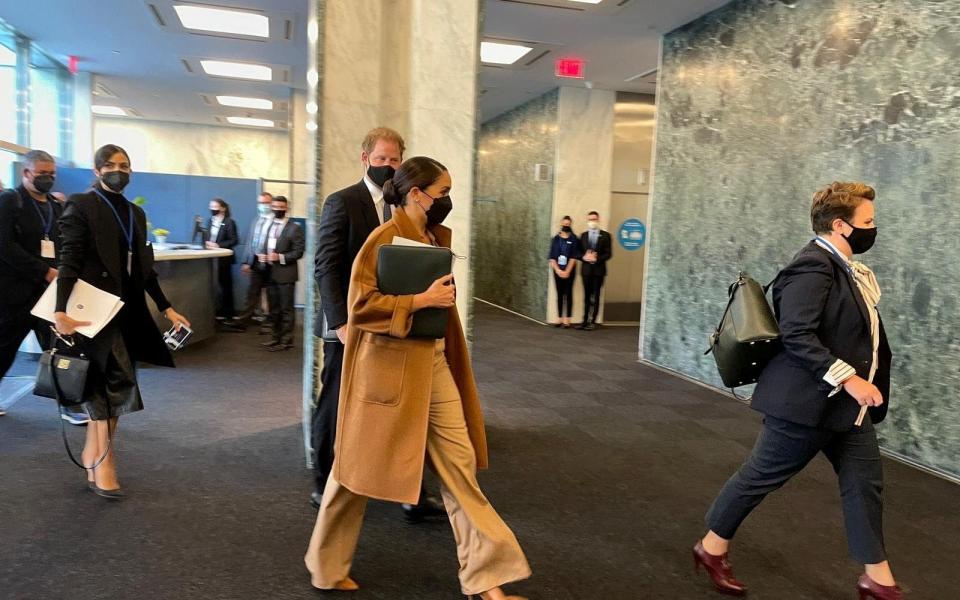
[314,180,380,336]
[0,185,62,306]
[256,220,304,284]
[751,241,892,431]
[579,229,613,277]
[58,189,174,368]
[206,216,239,264]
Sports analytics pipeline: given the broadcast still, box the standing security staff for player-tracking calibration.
[0,150,87,423]
[577,211,613,330]
[257,196,304,351]
[238,191,275,331]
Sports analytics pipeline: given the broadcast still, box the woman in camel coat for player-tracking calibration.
[305,156,530,600]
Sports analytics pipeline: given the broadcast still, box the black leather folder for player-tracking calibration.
[376,244,452,339]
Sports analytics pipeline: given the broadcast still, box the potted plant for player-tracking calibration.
[153,228,170,246]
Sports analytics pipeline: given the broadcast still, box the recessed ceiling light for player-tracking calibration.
[174,4,269,38]
[227,116,274,128]
[480,42,533,65]
[216,95,273,110]
[91,105,127,116]
[569,0,603,4]
[200,60,272,81]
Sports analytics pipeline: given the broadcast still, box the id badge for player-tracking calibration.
[558,255,568,267]
[127,251,133,274]
[41,238,55,259]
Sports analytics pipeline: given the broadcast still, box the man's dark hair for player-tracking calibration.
[588,211,599,217]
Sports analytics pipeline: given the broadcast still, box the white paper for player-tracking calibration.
[31,279,125,339]
[390,237,455,270]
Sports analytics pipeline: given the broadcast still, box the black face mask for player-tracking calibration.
[561,225,572,234]
[425,195,453,226]
[842,222,878,254]
[101,170,130,193]
[32,174,55,194]
[273,209,286,219]
[367,164,396,188]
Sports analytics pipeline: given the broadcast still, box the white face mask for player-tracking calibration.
[587,221,599,230]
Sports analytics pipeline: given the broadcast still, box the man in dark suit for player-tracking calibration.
[311,127,444,521]
[695,182,901,599]
[0,150,87,424]
[238,191,275,331]
[252,196,304,352]
[577,211,613,330]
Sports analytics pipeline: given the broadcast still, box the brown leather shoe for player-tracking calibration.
[693,540,747,596]
[858,574,903,600]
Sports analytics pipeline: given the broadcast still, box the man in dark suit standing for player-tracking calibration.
[311,127,444,521]
[694,182,901,599]
[0,150,86,423]
[577,211,613,331]
[253,196,304,352]
[238,191,275,331]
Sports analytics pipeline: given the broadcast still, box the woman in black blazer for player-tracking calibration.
[693,182,902,600]
[54,144,190,499]
[205,198,239,321]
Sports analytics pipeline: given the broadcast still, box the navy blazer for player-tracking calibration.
[751,241,892,431]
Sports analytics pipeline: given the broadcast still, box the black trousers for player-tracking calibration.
[311,340,344,493]
[0,303,49,379]
[706,416,886,564]
[554,271,575,318]
[238,266,267,321]
[581,271,605,324]
[216,259,235,319]
[266,281,295,344]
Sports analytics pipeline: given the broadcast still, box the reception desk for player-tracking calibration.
[149,247,234,344]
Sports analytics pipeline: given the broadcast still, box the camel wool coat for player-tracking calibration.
[332,207,488,505]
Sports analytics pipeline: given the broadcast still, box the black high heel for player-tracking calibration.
[89,483,125,499]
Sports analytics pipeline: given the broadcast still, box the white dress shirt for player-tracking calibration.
[364,175,388,225]
[210,215,223,241]
[268,217,290,264]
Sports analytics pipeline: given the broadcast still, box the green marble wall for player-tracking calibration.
[645,0,960,478]
[475,90,559,320]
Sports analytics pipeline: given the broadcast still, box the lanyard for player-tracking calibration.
[94,189,135,250]
[31,196,54,237]
[814,237,853,275]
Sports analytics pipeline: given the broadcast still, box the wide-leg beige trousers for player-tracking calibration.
[305,343,531,595]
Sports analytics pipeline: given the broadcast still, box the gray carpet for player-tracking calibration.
[0,303,957,599]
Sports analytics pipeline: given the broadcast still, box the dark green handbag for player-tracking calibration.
[705,273,781,390]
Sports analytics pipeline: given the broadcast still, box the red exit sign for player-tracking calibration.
[555,58,585,79]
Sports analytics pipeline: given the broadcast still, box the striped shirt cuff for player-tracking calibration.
[824,359,856,392]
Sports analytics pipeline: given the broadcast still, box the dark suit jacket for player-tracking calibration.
[314,180,380,336]
[258,220,305,284]
[579,229,613,278]
[206,216,239,264]
[751,241,892,431]
[58,189,174,368]
[0,185,62,306]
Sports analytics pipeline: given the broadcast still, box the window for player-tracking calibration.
[0,23,17,144]
[29,46,68,158]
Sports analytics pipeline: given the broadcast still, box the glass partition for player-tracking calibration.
[0,23,17,144]
[29,45,68,158]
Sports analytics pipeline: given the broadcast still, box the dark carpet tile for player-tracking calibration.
[0,303,956,600]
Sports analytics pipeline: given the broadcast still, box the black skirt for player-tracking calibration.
[81,323,143,421]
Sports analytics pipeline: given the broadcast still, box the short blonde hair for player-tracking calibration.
[810,181,876,234]
[361,127,405,155]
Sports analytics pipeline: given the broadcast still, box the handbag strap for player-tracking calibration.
[48,342,114,472]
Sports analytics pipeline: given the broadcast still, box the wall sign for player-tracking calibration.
[618,218,646,251]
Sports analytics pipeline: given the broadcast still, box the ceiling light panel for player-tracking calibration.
[91,105,128,116]
[200,60,272,81]
[481,42,533,65]
[226,116,274,128]
[216,95,274,110]
[174,4,269,38]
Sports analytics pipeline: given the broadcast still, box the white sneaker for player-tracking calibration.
[61,409,90,425]
[0,408,6,416]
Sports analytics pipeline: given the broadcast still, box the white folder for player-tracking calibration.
[31,279,125,339]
